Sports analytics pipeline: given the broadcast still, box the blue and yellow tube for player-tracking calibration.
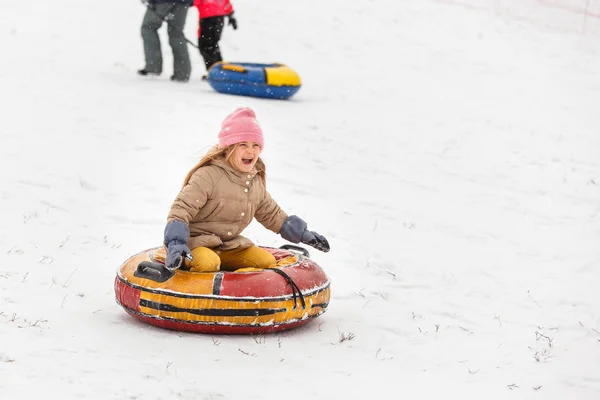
[207,62,301,100]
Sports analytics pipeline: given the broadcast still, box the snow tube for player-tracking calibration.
[114,245,330,334]
[207,62,301,100]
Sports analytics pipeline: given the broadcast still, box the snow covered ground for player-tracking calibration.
[1,0,599,399]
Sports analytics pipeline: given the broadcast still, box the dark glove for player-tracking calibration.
[227,13,238,30]
[165,243,191,270]
[301,230,330,253]
[164,220,192,271]
[280,215,330,253]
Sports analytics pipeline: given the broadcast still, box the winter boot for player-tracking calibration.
[138,69,161,76]
[170,75,189,82]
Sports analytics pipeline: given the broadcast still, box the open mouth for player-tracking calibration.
[242,156,254,165]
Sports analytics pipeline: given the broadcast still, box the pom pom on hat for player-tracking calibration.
[218,108,264,149]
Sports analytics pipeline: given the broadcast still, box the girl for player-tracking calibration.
[163,107,330,272]
[194,0,237,73]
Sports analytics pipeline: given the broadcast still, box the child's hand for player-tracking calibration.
[227,13,238,30]
[163,220,192,271]
[301,231,330,253]
[165,243,191,271]
[280,215,330,253]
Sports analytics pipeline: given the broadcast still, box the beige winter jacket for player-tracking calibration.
[167,158,288,251]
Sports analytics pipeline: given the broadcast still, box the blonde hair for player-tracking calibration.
[182,144,266,188]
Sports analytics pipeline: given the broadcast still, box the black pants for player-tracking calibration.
[198,16,225,71]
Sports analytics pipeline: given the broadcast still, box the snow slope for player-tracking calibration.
[1,0,599,399]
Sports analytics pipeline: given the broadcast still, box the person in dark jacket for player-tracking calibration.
[138,0,193,82]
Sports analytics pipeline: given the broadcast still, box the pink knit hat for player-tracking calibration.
[218,108,264,149]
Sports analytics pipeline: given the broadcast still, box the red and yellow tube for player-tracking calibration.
[114,247,330,334]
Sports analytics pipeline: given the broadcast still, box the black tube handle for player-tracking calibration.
[133,261,175,283]
[279,244,310,258]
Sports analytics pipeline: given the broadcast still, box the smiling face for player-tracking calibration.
[228,142,262,173]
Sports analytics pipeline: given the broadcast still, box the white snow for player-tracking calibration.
[1,0,599,399]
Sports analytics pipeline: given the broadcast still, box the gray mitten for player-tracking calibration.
[164,220,192,270]
[300,230,330,253]
[280,215,330,253]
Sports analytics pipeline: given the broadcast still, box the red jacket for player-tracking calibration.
[194,0,233,18]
